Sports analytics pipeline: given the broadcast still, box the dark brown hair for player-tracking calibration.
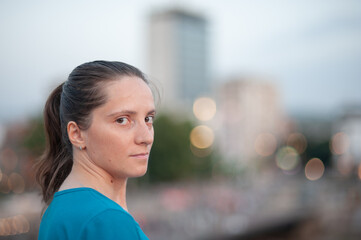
[35,60,148,205]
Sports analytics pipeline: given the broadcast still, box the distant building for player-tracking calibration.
[215,78,288,164]
[148,8,209,108]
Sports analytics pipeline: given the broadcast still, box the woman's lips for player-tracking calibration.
[129,153,149,159]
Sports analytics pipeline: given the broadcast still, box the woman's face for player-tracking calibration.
[82,76,155,179]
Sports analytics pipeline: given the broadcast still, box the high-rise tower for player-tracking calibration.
[148,8,209,108]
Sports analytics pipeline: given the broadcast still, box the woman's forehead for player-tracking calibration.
[99,77,155,112]
[106,76,151,96]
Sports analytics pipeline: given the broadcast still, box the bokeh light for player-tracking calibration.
[305,158,325,181]
[0,174,9,194]
[287,132,307,154]
[275,146,300,171]
[330,132,350,155]
[254,132,277,157]
[336,155,354,176]
[13,215,30,234]
[0,218,11,236]
[190,144,212,158]
[193,97,217,121]
[0,215,30,236]
[0,147,18,171]
[7,172,25,194]
[190,125,214,149]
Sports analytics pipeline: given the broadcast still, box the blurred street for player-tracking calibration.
[129,173,361,240]
[2,172,360,239]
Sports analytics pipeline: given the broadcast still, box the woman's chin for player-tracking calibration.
[129,167,148,178]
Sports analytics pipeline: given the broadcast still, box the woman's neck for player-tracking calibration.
[59,159,128,211]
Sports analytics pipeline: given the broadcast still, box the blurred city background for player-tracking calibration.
[1,0,361,239]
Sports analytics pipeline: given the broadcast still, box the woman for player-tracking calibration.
[36,60,155,239]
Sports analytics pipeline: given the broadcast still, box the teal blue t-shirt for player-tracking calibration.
[38,188,149,240]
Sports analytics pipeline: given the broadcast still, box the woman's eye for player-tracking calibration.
[145,116,154,124]
[116,117,129,125]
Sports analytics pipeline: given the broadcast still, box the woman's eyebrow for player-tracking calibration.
[107,109,156,117]
[107,110,136,117]
[148,109,156,115]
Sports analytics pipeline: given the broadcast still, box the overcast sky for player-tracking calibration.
[0,0,360,123]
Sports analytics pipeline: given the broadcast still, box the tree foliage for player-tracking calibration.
[146,113,214,182]
[22,116,46,156]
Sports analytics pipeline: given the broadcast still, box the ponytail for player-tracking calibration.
[35,83,73,205]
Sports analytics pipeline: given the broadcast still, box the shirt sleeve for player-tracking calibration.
[79,209,142,240]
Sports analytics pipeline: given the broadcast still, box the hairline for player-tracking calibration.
[80,73,150,130]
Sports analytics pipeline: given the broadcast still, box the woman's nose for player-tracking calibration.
[135,122,154,146]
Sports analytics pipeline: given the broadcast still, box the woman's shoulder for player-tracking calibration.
[79,208,148,239]
[52,187,124,214]
[40,188,149,240]
[44,188,125,223]
[55,187,121,207]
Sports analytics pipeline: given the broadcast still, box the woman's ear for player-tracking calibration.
[67,121,85,148]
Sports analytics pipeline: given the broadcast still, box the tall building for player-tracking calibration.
[148,8,209,108]
[215,77,288,164]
